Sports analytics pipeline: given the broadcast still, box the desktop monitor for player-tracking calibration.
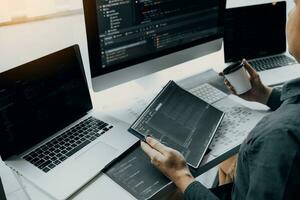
[83,0,225,91]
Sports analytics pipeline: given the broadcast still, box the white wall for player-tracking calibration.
[0,0,82,20]
[0,9,91,86]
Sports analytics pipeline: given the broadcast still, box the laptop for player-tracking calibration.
[0,45,138,200]
[224,1,300,86]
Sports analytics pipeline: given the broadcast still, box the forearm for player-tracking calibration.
[257,86,273,105]
[172,172,195,193]
[172,172,219,200]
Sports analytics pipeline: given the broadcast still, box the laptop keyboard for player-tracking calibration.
[23,116,113,173]
[248,55,296,72]
[189,83,227,104]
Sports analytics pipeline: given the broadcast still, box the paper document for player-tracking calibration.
[102,93,156,125]
[209,97,269,156]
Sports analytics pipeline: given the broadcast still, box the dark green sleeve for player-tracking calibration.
[266,88,282,111]
[245,131,298,199]
[184,181,219,200]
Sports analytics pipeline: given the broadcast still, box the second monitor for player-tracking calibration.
[83,0,225,91]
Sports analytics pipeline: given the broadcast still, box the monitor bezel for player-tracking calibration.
[83,0,225,78]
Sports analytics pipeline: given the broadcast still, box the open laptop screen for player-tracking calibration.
[0,45,92,160]
[224,1,286,62]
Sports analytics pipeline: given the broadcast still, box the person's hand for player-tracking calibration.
[220,59,273,105]
[140,137,195,193]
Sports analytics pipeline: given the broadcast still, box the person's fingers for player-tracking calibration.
[224,79,237,95]
[224,79,231,87]
[141,141,164,162]
[242,59,258,78]
[229,85,237,95]
[146,137,168,155]
[224,80,231,89]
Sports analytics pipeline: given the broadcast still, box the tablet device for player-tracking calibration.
[129,81,224,168]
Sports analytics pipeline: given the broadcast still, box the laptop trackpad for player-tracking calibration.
[259,64,300,86]
[41,142,119,200]
[73,141,118,164]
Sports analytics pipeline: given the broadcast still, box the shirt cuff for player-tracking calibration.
[266,88,282,111]
[184,181,218,200]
